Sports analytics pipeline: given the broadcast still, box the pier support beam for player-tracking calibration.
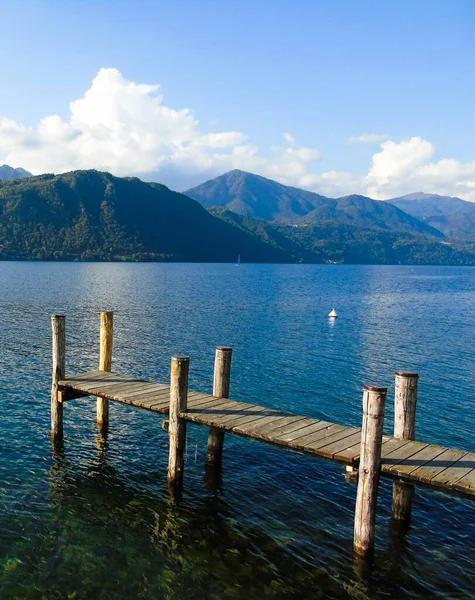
[207,346,232,467]
[167,356,189,494]
[51,315,66,445]
[354,384,387,557]
[97,311,113,433]
[392,371,418,523]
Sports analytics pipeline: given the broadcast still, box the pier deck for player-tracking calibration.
[59,370,475,497]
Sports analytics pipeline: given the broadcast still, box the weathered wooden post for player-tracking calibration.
[51,315,66,444]
[354,384,387,556]
[392,371,418,522]
[206,346,232,467]
[97,311,113,432]
[167,355,189,493]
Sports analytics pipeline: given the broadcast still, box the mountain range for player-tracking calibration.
[188,170,475,240]
[1,168,475,265]
[1,164,475,263]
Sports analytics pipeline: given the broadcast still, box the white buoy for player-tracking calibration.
[328,308,338,319]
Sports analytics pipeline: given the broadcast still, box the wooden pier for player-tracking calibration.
[51,312,475,557]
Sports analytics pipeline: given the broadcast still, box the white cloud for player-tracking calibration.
[283,132,296,144]
[364,137,475,200]
[1,68,475,201]
[0,68,321,190]
[346,133,389,144]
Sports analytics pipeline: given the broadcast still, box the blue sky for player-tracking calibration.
[1,0,474,199]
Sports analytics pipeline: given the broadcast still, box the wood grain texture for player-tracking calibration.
[207,347,232,466]
[97,311,113,430]
[167,356,189,491]
[394,372,418,441]
[392,372,418,522]
[354,385,387,556]
[51,315,66,444]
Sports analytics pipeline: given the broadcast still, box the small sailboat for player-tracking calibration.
[328,308,338,319]
[235,255,241,267]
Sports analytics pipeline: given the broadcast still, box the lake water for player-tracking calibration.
[1,262,475,599]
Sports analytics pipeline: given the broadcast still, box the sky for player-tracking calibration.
[0,0,474,199]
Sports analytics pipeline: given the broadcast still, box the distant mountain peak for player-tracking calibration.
[186,169,331,222]
[0,165,31,180]
[389,192,475,239]
[397,191,468,202]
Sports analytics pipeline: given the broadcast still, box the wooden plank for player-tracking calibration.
[120,384,169,401]
[214,406,270,429]
[192,402,262,428]
[184,399,244,426]
[248,417,312,443]
[63,376,140,395]
[300,426,359,452]
[132,396,170,412]
[128,390,171,409]
[290,423,347,448]
[251,416,310,438]
[233,412,288,436]
[83,379,148,396]
[381,438,411,458]
[273,420,332,445]
[381,440,428,468]
[334,441,361,464]
[105,383,165,401]
[59,374,119,390]
[186,393,217,408]
[187,394,229,413]
[431,452,475,489]
[387,444,447,477]
[318,430,362,460]
[185,398,240,416]
[453,463,475,495]
[409,448,466,483]
[98,382,162,401]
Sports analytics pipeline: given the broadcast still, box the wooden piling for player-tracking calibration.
[206,346,232,467]
[354,384,387,556]
[97,311,113,431]
[392,371,418,522]
[167,356,189,491]
[51,315,66,444]
[394,371,418,441]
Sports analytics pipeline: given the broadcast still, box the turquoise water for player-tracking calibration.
[1,262,475,599]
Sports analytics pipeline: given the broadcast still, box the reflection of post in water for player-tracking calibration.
[95,431,110,466]
[349,553,374,599]
[204,462,223,492]
[391,371,419,526]
[152,497,182,552]
[392,480,415,528]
